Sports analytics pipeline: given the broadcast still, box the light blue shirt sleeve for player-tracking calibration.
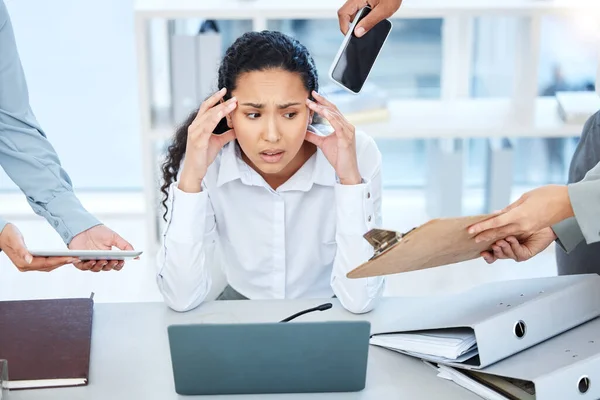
[0,1,101,244]
[0,216,7,234]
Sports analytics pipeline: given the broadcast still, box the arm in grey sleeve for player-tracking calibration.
[564,160,600,246]
[552,111,600,253]
[552,217,585,254]
[0,1,100,244]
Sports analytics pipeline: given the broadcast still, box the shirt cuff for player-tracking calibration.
[334,179,375,235]
[42,191,102,244]
[165,182,209,243]
[552,217,584,253]
[568,180,600,245]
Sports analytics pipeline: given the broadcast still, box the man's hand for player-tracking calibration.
[467,185,574,244]
[0,224,77,272]
[338,0,402,37]
[69,225,135,272]
[481,227,557,264]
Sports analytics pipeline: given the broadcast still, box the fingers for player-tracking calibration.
[91,261,106,273]
[26,256,78,271]
[305,130,325,147]
[497,240,517,260]
[354,4,392,37]
[111,232,134,251]
[75,260,96,271]
[468,211,514,238]
[113,260,125,271]
[473,221,523,244]
[481,251,497,264]
[73,259,122,272]
[306,97,350,137]
[104,260,119,271]
[337,0,364,34]
[198,87,227,115]
[215,129,236,148]
[312,91,337,110]
[190,97,237,135]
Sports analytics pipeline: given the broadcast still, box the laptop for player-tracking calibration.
[167,320,371,395]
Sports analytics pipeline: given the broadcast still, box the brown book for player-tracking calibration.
[347,215,498,279]
[0,297,93,390]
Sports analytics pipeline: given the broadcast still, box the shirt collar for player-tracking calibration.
[216,137,337,190]
[216,141,243,187]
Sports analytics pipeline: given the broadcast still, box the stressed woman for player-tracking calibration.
[157,31,385,314]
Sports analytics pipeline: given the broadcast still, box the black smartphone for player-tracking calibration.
[328,6,393,94]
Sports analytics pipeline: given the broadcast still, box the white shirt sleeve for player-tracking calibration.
[330,137,385,314]
[156,182,218,312]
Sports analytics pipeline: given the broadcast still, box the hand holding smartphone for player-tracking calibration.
[328,6,393,94]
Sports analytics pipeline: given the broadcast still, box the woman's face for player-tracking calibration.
[227,68,314,178]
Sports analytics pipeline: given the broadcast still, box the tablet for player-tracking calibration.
[28,250,142,260]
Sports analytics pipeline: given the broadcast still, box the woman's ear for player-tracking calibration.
[309,110,314,124]
[226,114,233,128]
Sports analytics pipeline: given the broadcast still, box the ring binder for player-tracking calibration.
[370,274,600,370]
[462,315,600,399]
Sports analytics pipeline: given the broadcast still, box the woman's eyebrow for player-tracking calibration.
[239,102,301,109]
[278,102,301,109]
[240,102,264,108]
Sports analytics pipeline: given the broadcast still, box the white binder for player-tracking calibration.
[170,34,199,124]
[371,274,600,370]
[464,315,600,399]
[195,29,221,101]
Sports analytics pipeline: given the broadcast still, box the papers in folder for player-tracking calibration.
[370,328,478,364]
[434,363,536,400]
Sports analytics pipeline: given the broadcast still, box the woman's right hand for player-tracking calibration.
[179,88,237,193]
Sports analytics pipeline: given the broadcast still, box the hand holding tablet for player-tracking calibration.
[29,250,143,261]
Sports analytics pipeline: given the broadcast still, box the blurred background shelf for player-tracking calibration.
[134,0,599,256]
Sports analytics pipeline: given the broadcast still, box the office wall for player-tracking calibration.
[1,0,141,191]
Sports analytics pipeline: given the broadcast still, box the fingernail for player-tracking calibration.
[220,87,226,93]
[25,254,33,264]
[68,258,78,263]
[468,228,474,234]
[229,96,237,102]
[355,27,365,37]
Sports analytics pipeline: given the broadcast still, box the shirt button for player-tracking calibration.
[53,220,59,227]
[368,215,372,222]
[62,232,69,239]
[367,192,371,199]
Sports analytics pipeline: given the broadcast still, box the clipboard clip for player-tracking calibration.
[364,227,416,260]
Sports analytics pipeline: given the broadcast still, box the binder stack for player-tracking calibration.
[371,274,600,399]
[170,20,222,125]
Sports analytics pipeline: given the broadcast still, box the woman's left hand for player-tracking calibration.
[305,91,362,185]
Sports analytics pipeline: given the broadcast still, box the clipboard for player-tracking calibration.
[347,214,497,279]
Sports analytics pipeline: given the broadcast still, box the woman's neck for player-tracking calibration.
[242,141,317,190]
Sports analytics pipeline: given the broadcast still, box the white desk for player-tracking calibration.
[9,298,481,399]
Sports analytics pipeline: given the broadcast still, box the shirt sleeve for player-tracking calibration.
[330,134,385,314]
[156,182,218,312]
[0,2,100,244]
[565,160,600,246]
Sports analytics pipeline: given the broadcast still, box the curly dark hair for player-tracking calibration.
[159,30,319,220]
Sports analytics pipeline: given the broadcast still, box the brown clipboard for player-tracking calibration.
[347,214,498,279]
